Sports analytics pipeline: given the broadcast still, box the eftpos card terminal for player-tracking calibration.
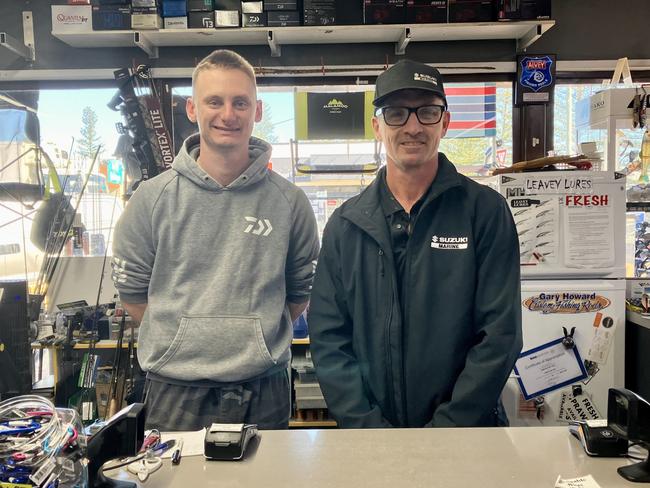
[204,423,258,461]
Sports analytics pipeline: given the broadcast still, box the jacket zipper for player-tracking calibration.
[400,210,424,426]
[384,286,397,424]
[401,208,430,425]
[402,231,413,426]
[379,247,400,425]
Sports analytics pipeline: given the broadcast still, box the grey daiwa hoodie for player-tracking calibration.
[111,134,319,384]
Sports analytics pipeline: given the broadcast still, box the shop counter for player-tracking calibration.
[108,426,642,487]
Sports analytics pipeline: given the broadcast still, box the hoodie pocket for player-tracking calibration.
[149,315,277,382]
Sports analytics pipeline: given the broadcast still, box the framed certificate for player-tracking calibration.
[514,338,588,400]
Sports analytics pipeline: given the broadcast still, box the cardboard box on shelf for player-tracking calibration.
[448,0,496,22]
[303,1,336,26]
[364,0,406,24]
[265,0,299,11]
[162,0,188,17]
[242,1,263,13]
[406,0,447,23]
[164,15,189,27]
[52,5,93,33]
[132,0,159,7]
[132,12,163,29]
[188,10,215,27]
[215,10,240,26]
[91,5,132,30]
[267,10,301,25]
[242,12,267,26]
[520,0,550,19]
[337,0,363,24]
[214,0,241,9]
[187,0,214,11]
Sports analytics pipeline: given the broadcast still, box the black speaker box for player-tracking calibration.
[0,281,31,399]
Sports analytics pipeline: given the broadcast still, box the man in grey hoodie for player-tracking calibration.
[111,50,320,431]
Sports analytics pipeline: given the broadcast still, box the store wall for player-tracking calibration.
[0,0,649,74]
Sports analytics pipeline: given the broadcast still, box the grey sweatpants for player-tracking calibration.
[143,369,291,431]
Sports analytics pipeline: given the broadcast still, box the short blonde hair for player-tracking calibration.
[192,49,257,92]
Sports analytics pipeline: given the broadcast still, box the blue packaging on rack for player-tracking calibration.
[162,0,187,17]
[91,5,131,30]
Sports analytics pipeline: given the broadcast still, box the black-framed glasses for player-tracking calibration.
[376,104,446,126]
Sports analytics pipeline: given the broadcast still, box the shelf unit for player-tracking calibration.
[51,20,554,58]
[1,11,35,61]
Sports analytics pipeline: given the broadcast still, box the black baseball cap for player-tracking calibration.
[373,59,447,108]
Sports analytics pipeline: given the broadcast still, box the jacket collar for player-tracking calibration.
[340,153,463,249]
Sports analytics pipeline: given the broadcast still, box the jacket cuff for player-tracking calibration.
[117,291,148,304]
[287,292,311,305]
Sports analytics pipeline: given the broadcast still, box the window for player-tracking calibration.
[0,88,123,283]
[554,84,602,156]
[555,83,646,175]
[173,81,513,237]
[440,82,513,177]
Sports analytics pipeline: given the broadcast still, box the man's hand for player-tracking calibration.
[122,302,148,324]
[288,302,308,323]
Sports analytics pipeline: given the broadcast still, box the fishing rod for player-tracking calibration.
[30,145,102,318]
[107,311,127,419]
[41,146,101,290]
[77,190,120,418]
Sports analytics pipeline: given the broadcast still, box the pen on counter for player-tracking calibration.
[171,439,183,465]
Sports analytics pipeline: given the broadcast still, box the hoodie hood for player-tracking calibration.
[172,133,273,191]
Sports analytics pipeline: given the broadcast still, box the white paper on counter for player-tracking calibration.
[160,428,206,458]
[554,474,603,488]
[563,202,614,268]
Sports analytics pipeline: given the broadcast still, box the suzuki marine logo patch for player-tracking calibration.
[431,235,469,250]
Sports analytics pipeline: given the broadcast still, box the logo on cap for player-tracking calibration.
[413,73,438,85]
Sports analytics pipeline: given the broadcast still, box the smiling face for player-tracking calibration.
[372,89,450,173]
[186,67,262,156]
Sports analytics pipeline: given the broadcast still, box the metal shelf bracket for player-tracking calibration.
[517,23,543,52]
[267,30,281,57]
[134,32,159,59]
[395,27,411,55]
[0,11,35,62]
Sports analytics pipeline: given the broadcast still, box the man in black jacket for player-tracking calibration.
[308,60,522,428]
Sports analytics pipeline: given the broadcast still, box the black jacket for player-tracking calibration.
[308,155,522,428]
